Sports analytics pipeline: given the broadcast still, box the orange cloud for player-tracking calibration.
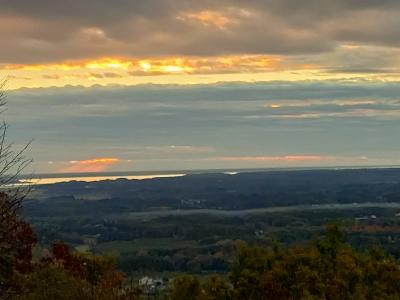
[269,104,282,109]
[131,56,281,75]
[4,55,281,75]
[60,157,121,173]
[85,58,132,70]
[6,63,81,71]
[177,10,233,29]
[177,8,251,29]
[5,58,133,71]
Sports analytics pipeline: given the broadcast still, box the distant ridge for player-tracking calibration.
[20,164,400,180]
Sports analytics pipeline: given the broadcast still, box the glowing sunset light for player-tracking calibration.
[139,61,152,71]
[3,58,134,72]
[270,104,281,109]
[5,63,82,71]
[161,65,184,73]
[1,55,289,89]
[177,10,233,29]
[69,158,120,165]
[3,55,279,74]
[60,157,122,173]
[3,0,400,172]
[84,58,132,70]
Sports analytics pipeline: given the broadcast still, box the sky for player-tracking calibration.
[1,0,400,173]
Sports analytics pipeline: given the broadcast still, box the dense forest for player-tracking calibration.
[20,169,400,278]
[1,168,400,298]
[26,169,400,214]
[3,189,400,299]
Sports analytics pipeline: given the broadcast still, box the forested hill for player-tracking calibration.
[25,168,400,217]
[15,167,400,298]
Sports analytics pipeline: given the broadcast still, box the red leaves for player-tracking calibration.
[0,192,127,298]
[48,241,124,289]
[0,193,37,296]
[14,221,37,273]
[0,194,37,275]
[50,241,84,278]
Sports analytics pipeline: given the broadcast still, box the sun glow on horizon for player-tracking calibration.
[3,53,400,91]
[1,55,286,89]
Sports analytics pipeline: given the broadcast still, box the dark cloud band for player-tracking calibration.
[1,0,400,63]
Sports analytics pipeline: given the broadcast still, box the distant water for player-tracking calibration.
[17,165,400,185]
[18,173,186,185]
[17,168,249,185]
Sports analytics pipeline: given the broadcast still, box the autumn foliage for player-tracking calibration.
[0,192,139,300]
[19,242,139,300]
[0,192,36,297]
[168,225,400,300]
[2,186,400,300]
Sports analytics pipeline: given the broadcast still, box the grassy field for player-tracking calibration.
[95,238,202,255]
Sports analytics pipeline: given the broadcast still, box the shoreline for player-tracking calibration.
[16,165,400,185]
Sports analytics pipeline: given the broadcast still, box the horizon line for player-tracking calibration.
[20,164,400,179]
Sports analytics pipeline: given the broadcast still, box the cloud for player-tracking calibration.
[211,155,335,162]
[176,8,250,29]
[59,157,121,172]
[5,56,282,75]
[5,81,400,173]
[42,74,61,79]
[69,158,119,164]
[8,75,32,81]
[5,58,132,71]
[2,0,400,90]
[8,81,400,121]
[177,10,232,29]
[144,145,214,154]
[1,0,400,64]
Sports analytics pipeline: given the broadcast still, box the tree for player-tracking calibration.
[0,193,37,290]
[168,226,400,300]
[228,225,400,299]
[168,275,203,300]
[0,81,34,299]
[0,82,141,299]
[203,276,232,300]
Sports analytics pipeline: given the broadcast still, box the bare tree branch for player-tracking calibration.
[0,78,32,223]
